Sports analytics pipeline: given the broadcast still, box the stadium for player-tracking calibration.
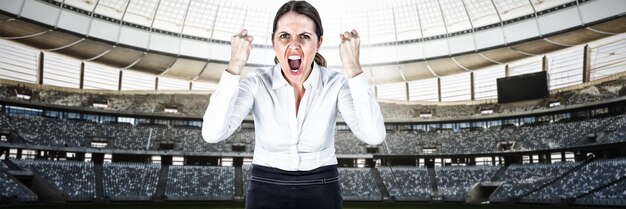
[0,0,625,208]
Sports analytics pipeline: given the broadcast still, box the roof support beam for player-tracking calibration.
[542,55,548,72]
[85,0,100,38]
[543,38,575,47]
[478,53,503,65]
[489,0,508,45]
[414,2,425,62]
[586,27,618,35]
[451,57,471,71]
[46,38,85,52]
[1,30,50,40]
[84,46,114,61]
[178,0,194,56]
[191,62,209,81]
[114,0,132,45]
[583,44,591,83]
[436,0,451,56]
[146,0,164,52]
[528,0,543,37]
[460,0,478,52]
[405,81,410,102]
[37,52,44,85]
[121,52,146,69]
[79,62,84,89]
[509,47,539,56]
[470,71,475,101]
[426,63,439,77]
[505,64,510,77]
[117,70,122,91]
[205,3,221,62]
[16,0,26,18]
[437,77,442,102]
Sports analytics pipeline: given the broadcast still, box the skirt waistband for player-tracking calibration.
[250,164,339,186]
[250,175,339,186]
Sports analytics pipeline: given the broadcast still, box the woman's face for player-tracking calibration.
[273,11,322,86]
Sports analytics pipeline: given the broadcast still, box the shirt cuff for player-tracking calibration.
[217,70,241,92]
[347,73,373,103]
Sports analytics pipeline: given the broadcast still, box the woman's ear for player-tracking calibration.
[272,33,278,64]
[318,36,323,49]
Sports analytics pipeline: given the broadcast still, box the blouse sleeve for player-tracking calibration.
[337,73,386,145]
[201,70,256,143]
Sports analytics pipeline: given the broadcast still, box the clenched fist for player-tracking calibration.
[227,29,254,75]
[339,29,363,78]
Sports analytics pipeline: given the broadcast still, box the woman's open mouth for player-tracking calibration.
[288,55,302,75]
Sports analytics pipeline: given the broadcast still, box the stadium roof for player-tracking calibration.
[0,0,625,100]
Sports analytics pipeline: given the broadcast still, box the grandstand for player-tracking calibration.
[1,0,626,208]
[165,165,234,201]
[102,162,160,201]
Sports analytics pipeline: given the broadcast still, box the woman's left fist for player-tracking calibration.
[339,29,363,78]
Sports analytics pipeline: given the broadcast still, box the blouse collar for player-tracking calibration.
[272,62,321,90]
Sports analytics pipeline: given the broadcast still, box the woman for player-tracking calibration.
[202,1,385,208]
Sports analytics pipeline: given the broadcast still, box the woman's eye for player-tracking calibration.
[300,34,310,39]
[279,34,289,39]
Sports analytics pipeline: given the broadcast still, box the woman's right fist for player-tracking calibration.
[227,29,254,75]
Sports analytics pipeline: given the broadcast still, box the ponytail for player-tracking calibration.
[314,52,326,68]
[274,52,327,68]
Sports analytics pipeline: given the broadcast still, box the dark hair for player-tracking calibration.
[272,0,326,67]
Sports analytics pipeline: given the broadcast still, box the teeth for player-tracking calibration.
[288,55,301,60]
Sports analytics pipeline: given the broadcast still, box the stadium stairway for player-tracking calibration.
[577,176,626,199]
[94,163,103,202]
[95,126,103,138]
[594,131,610,144]
[370,167,392,202]
[2,159,20,170]
[428,167,442,202]
[8,159,66,203]
[1,160,31,196]
[519,157,596,198]
[490,165,509,182]
[154,165,169,201]
[235,166,243,200]
[25,173,60,202]
[569,115,613,146]
[1,167,38,203]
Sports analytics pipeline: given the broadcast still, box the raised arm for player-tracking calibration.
[202,29,255,143]
[337,29,386,145]
[337,75,386,145]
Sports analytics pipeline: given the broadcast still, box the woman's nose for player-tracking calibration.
[289,40,301,50]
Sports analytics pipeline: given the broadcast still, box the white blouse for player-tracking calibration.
[202,63,385,171]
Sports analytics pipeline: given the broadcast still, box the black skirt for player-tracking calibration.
[245,164,342,209]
